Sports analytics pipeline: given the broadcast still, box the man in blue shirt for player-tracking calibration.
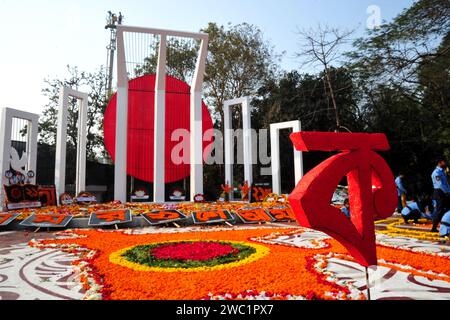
[431,158,450,232]
[401,196,422,224]
[395,173,407,213]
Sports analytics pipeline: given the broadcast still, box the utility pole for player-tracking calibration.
[105,11,123,98]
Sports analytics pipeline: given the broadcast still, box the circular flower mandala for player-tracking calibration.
[110,240,269,272]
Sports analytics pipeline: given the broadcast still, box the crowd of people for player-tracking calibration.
[395,158,450,237]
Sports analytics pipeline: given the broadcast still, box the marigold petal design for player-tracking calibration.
[28,227,450,300]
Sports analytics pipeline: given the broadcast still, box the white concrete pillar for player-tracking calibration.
[223,97,253,199]
[55,87,88,197]
[0,108,39,209]
[114,28,128,203]
[0,109,12,210]
[270,120,304,194]
[55,89,68,197]
[242,97,253,185]
[224,103,233,189]
[154,35,167,203]
[270,128,281,195]
[190,91,204,199]
[190,37,208,201]
[76,97,88,194]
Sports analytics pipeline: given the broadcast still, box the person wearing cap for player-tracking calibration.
[431,158,450,232]
[401,196,423,224]
[395,173,407,213]
[440,211,450,238]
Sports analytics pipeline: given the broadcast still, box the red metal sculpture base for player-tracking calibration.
[288,132,397,267]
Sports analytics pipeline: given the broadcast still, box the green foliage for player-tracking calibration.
[347,0,450,194]
[251,68,363,191]
[348,0,450,96]
[202,22,280,125]
[135,38,199,82]
[39,65,108,161]
[253,68,362,132]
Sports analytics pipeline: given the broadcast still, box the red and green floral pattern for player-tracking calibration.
[122,241,256,269]
[151,241,237,261]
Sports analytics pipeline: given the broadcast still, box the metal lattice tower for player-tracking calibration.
[105,11,124,98]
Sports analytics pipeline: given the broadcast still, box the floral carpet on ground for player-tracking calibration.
[376,218,447,242]
[9,202,447,245]
[29,226,450,300]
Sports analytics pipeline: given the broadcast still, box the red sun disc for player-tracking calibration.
[103,74,214,183]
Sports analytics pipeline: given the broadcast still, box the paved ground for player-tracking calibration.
[260,229,450,300]
[0,231,84,300]
[0,226,449,300]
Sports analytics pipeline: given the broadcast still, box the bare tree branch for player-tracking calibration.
[295,24,356,131]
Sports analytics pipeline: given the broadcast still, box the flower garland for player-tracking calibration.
[202,290,310,300]
[307,252,366,300]
[250,228,331,249]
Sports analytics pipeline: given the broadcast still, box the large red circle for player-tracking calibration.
[103,74,214,183]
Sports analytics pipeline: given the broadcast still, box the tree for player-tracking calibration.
[348,0,450,195]
[202,22,280,127]
[296,25,355,131]
[135,38,199,83]
[349,0,450,102]
[39,65,108,161]
[417,31,450,159]
[251,68,362,191]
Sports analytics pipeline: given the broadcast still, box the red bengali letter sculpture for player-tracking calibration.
[288,132,397,267]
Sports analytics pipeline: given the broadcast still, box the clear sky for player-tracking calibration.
[0,0,416,115]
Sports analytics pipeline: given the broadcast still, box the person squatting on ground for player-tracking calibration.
[401,196,424,224]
